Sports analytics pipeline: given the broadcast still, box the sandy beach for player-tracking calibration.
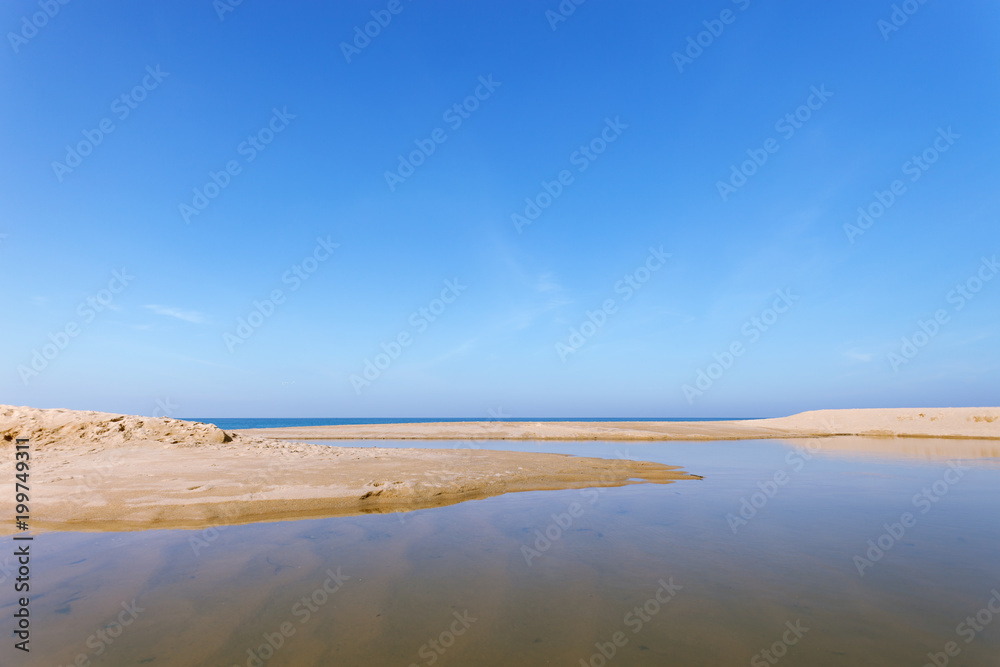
[3,405,996,534]
[0,405,697,534]
[238,407,1000,441]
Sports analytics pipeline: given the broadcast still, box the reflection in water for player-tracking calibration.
[6,438,1000,666]
[786,436,1000,462]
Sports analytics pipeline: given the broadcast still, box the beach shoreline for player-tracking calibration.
[0,405,696,534]
[236,408,1000,441]
[3,405,996,535]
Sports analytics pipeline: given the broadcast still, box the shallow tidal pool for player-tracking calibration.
[5,437,1000,666]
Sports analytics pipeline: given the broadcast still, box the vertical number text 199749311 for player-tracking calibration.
[14,437,32,653]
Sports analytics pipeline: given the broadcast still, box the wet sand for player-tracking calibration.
[238,408,1000,441]
[3,405,997,534]
[0,405,696,534]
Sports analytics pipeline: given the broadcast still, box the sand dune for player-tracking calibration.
[238,407,1000,441]
[0,405,697,534]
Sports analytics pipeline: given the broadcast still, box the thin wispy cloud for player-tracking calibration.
[535,272,562,293]
[657,308,696,325]
[844,348,874,363]
[938,330,995,350]
[174,354,240,371]
[416,337,480,370]
[144,304,204,323]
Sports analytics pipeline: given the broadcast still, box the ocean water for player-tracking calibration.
[7,437,1000,666]
[182,417,751,431]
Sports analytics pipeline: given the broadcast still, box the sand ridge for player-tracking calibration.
[0,405,698,534]
[4,405,997,534]
[237,408,1000,441]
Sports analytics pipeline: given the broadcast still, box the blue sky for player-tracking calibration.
[1,0,998,418]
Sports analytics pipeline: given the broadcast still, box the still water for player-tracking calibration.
[6,438,1000,666]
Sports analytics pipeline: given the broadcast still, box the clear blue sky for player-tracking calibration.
[2,0,997,418]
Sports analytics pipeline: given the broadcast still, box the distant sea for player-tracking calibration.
[182,417,754,431]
